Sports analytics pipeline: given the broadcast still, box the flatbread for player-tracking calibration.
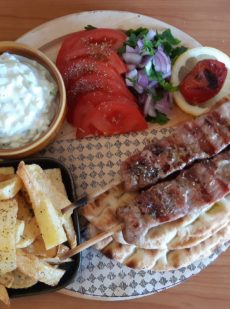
[114,197,230,249]
[82,179,230,249]
[89,223,230,271]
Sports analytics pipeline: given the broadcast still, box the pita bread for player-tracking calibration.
[82,179,230,249]
[89,223,230,271]
[114,197,230,249]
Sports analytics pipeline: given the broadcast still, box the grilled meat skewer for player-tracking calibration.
[118,148,230,244]
[121,102,230,191]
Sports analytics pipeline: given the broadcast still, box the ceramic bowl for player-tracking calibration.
[0,41,66,158]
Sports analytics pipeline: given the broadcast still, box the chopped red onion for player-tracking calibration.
[125,69,138,86]
[138,93,148,106]
[144,94,156,117]
[134,83,144,94]
[154,93,173,116]
[126,69,138,79]
[137,39,144,50]
[152,47,171,75]
[137,72,149,88]
[127,64,137,71]
[122,52,142,65]
[126,45,137,53]
[146,29,156,41]
[147,80,158,89]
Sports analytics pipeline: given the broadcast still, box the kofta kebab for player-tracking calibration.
[62,102,230,269]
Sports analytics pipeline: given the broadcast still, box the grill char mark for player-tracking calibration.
[122,103,230,191]
[118,149,230,244]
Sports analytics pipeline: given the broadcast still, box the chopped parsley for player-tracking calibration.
[147,111,169,125]
[148,67,178,92]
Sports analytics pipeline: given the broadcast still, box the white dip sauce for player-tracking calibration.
[0,52,57,148]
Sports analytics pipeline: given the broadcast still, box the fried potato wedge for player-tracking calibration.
[63,215,77,249]
[25,235,57,258]
[0,175,22,200]
[44,169,67,195]
[0,284,10,306]
[0,199,18,274]
[0,273,14,288]
[16,192,33,222]
[17,251,65,286]
[15,220,25,244]
[16,217,40,249]
[11,269,37,289]
[17,163,67,250]
[17,163,70,210]
[45,169,77,249]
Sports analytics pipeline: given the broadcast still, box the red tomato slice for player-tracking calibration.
[67,71,136,104]
[56,29,127,75]
[67,92,137,125]
[179,59,227,105]
[74,91,136,109]
[59,57,124,90]
[72,99,148,138]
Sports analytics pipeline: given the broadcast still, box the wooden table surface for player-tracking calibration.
[1,0,230,308]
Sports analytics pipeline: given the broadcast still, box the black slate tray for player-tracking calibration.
[0,157,81,298]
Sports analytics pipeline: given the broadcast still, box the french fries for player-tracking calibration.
[0,199,18,274]
[0,176,22,200]
[0,162,77,306]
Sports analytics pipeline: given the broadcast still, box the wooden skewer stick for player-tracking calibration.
[61,196,88,215]
[60,224,123,259]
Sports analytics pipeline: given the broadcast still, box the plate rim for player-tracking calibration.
[16,10,201,49]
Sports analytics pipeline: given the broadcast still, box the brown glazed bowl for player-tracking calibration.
[0,41,66,158]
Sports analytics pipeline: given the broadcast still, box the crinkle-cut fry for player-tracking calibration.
[0,175,22,200]
[0,284,10,306]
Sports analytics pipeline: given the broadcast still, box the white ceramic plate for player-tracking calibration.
[16,11,229,301]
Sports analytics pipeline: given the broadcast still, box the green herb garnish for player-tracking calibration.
[143,39,154,55]
[125,27,149,38]
[147,111,169,125]
[121,27,149,51]
[170,46,188,63]
[156,29,181,45]
[148,67,178,92]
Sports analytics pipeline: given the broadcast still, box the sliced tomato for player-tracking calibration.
[59,57,123,89]
[58,56,126,88]
[56,29,127,75]
[67,91,137,125]
[74,90,136,107]
[67,71,136,104]
[72,99,148,138]
[179,59,227,105]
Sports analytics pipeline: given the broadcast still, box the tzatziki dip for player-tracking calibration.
[0,52,57,149]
